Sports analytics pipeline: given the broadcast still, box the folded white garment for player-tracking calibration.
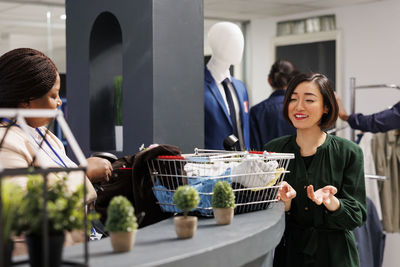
[231,157,279,188]
[184,156,279,188]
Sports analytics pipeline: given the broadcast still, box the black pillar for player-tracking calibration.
[66,0,203,157]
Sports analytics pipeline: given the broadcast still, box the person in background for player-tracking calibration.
[265,73,366,267]
[335,94,400,132]
[0,48,112,202]
[250,59,298,151]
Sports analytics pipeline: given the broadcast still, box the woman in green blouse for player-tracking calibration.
[264,73,366,267]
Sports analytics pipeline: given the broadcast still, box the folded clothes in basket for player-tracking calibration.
[152,157,283,216]
[185,157,280,189]
[231,157,279,188]
[184,161,238,177]
[152,168,232,216]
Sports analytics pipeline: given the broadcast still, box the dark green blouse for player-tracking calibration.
[264,134,367,267]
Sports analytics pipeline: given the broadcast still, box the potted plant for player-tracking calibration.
[1,181,23,267]
[16,175,96,267]
[211,181,235,225]
[105,195,138,252]
[172,185,200,239]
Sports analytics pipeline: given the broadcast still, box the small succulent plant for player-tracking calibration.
[212,181,235,209]
[105,196,138,232]
[173,185,200,218]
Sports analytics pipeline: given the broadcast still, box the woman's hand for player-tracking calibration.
[277,181,297,211]
[85,157,113,183]
[334,92,350,121]
[307,185,340,212]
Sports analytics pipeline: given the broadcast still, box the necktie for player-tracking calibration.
[222,78,238,137]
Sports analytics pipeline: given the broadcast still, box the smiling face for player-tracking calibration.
[19,73,61,127]
[288,81,328,130]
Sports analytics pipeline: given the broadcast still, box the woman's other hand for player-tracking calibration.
[277,181,297,211]
[307,185,340,212]
[86,157,113,183]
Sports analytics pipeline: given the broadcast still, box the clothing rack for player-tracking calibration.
[350,77,400,141]
[365,174,389,180]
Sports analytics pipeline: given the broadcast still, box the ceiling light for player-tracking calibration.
[60,14,66,20]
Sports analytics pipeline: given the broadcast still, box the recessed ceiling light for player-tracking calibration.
[60,14,66,20]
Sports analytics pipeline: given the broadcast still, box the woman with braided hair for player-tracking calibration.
[0,48,112,202]
[250,59,299,150]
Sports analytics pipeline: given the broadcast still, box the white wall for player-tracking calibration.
[7,33,66,73]
[0,33,66,74]
[246,0,400,118]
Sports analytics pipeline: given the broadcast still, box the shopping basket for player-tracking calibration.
[147,148,294,216]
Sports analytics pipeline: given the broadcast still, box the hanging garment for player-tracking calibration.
[371,130,400,232]
[358,132,382,220]
[353,197,386,267]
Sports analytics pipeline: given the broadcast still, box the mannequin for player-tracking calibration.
[204,22,250,150]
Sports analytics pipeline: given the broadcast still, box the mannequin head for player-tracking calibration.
[208,22,244,66]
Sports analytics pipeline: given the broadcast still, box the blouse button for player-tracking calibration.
[304,206,309,211]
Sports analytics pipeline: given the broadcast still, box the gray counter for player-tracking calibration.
[17,202,285,267]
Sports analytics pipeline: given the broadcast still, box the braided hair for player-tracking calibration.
[0,48,58,108]
[268,60,298,91]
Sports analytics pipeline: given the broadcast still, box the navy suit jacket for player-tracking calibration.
[249,90,296,151]
[204,67,250,150]
[348,101,400,132]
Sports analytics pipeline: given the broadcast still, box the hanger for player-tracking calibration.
[365,174,389,180]
[326,124,349,134]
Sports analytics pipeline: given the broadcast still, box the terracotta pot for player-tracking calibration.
[174,216,197,239]
[109,230,137,252]
[213,207,234,225]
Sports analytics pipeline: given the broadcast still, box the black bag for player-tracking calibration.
[94,155,135,224]
[131,144,181,227]
[94,144,181,228]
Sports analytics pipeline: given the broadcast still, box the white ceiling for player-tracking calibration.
[204,0,380,21]
[0,0,382,38]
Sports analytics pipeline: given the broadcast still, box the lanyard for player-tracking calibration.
[0,118,18,126]
[1,118,67,167]
[35,128,67,167]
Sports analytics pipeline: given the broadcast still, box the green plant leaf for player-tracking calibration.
[105,195,138,232]
[15,175,97,235]
[1,180,24,242]
[173,185,200,213]
[211,181,235,208]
